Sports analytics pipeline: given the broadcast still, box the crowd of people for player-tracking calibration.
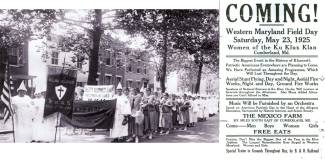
[110,83,219,143]
[3,81,218,143]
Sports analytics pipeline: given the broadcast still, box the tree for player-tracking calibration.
[0,9,61,63]
[115,10,195,93]
[115,10,219,93]
[173,10,219,94]
[87,9,103,85]
[48,20,132,84]
[44,9,110,85]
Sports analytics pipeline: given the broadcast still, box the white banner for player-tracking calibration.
[82,85,115,101]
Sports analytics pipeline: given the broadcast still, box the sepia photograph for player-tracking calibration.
[0,9,219,143]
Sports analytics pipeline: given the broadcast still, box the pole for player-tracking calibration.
[10,111,15,143]
[6,62,15,143]
[54,53,67,143]
[54,112,59,143]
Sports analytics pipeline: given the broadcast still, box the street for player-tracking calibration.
[59,114,219,143]
[1,114,219,143]
[143,115,219,143]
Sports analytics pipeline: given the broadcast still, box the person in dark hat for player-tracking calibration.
[171,94,179,130]
[123,87,130,98]
[141,87,157,139]
[152,91,160,133]
[179,94,190,131]
[126,88,144,143]
[159,93,173,135]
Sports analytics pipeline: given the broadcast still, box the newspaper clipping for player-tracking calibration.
[1,0,325,160]
[220,0,324,159]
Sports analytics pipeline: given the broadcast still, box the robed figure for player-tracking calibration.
[32,89,57,142]
[11,82,33,143]
[110,83,131,140]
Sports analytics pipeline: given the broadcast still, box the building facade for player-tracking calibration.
[98,49,151,89]
[166,69,219,96]
[0,41,35,96]
[46,36,88,87]
[47,35,152,90]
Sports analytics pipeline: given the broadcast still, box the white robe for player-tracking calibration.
[203,99,209,118]
[31,98,57,142]
[32,98,44,141]
[110,94,131,138]
[197,99,204,118]
[41,113,57,142]
[191,100,199,123]
[12,95,33,143]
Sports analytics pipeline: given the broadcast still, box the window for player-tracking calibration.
[127,81,132,88]
[76,82,83,87]
[144,67,147,74]
[8,47,23,65]
[137,61,141,73]
[105,76,112,85]
[77,61,82,69]
[116,59,122,67]
[106,58,111,65]
[77,57,82,69]
[128,64,132,72]
[51,52,59,65]
[116,77,122,84]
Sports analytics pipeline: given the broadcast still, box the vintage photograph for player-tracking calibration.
[0,9,219,143]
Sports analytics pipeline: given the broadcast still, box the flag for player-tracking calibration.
[1,63,14,124]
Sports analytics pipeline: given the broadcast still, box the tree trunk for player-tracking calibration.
[195,61,203,94]
[160,50,167,93]
[0,47,8,95]
[0,47,8,64]
[87,9,102,85]
[159,22,168,93]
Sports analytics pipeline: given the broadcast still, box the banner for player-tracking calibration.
[82,85,115,101]
[61,100,116,129]
[44,67,77,118]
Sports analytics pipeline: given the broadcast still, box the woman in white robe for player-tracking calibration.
[197,97,204,121]
[188,96,195,126]
[202,97,209,120]
[110,84,131,140]
[32,95,45,141]
[31,92,57,142]
[11,82,34,143]
[191,97,199,125]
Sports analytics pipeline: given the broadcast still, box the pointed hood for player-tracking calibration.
[140,85,145,93]
[17,81,27,92]
[116,82,123,90]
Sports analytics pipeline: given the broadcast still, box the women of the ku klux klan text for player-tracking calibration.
[220,0,324,160]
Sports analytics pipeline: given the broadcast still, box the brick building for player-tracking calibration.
[47,35,153,89]
[98,49,151,89]
[0,41,36,96]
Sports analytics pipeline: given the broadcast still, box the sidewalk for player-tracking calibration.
[0,114,219,143]
[60,114,219,143]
